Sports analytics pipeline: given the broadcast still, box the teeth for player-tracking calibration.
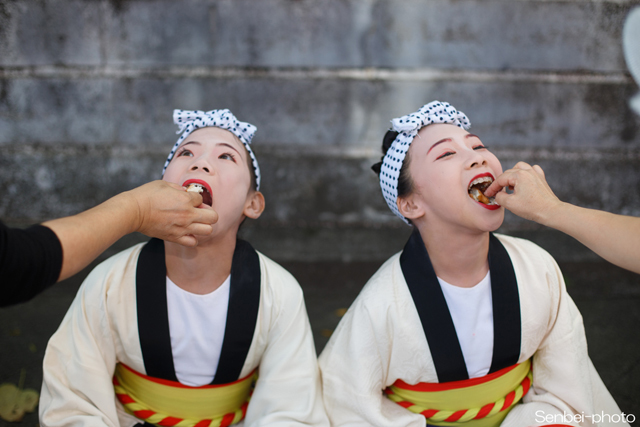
[468,176,493,190]
[186,183,205,193]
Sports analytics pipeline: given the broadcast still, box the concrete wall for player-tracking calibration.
[1,0,639,261]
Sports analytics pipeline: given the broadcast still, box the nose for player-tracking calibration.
[467,150,487,169]
[191,164,210,173]
[189,155,213,174]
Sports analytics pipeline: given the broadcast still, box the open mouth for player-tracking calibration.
[185,182,212,207]
[468,175,498,206]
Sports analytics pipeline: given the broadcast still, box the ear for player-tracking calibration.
[244,191,265,219]
[397,194,425,221]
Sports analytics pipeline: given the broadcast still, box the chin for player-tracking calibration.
[483,211,505,232]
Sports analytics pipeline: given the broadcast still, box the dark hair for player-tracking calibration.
[371,130,414,198]
[245,146,258,192]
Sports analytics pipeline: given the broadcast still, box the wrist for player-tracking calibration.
[111,189,143,235]
[536,200,569,229]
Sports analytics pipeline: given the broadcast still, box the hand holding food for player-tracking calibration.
[482,162,561,223]
[130,180,217,246]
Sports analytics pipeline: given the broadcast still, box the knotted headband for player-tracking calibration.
[162,109,261,191]
[380,100,471,223]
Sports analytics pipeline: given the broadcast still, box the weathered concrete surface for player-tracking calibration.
[0,0,636,71]
[1,1,640,258]
[1,1,639,425]
[1,145,639,263]
[1,78,639,149]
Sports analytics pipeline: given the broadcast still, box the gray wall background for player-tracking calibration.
[1,0,640,262]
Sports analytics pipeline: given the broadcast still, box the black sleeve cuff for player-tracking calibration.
[0,223,63,307]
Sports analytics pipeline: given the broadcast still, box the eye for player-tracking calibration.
[436,151,455,160]
[473,145,488,150]
[219,152,237,162]
[176,148,193,157]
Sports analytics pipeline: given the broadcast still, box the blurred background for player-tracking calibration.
[1,0,639,425]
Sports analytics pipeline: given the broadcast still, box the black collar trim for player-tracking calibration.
[400,231,521,382]
[136,238,261,384]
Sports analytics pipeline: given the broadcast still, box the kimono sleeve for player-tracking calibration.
[243,258,329,426]
[39,259,120,427]
[318,268,423,427]
[502,243,627,427]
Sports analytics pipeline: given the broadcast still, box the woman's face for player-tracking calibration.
[402,123,504,232]
[162,127,261,239]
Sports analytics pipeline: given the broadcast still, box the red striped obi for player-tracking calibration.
[384,359,532,427]
[112,363,257,427]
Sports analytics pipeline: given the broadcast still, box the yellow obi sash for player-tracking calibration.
[384,359,532,427]
[113,363,257,427]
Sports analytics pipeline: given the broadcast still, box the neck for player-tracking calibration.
[413,221,490,288]
[164,232,237,295]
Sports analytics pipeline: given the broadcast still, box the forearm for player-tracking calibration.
[43,191,139,282]
[540,202,640,274]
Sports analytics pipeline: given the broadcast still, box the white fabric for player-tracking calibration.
[624,7,640,114]
[380,101,471,223]
[40,244,329,427]
[438,271,493,379]
[319,234,626,427]
[166,274,230,387]
[163,109,261,190]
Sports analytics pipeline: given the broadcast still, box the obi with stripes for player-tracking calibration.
[384,359,532,427]
[113,363,257,427]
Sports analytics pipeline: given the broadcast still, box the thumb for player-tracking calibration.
[494,190,510,208]
[186,190,204,207]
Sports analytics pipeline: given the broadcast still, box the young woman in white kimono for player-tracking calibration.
[318,101,628,427]
[40,109,329,427]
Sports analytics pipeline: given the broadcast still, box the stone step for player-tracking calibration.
[0,0,635,72]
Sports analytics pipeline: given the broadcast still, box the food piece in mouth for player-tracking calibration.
[468,177,498,206]
[186,183,212,206]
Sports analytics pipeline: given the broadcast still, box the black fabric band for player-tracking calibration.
[400,230,468,382]
[136,238,177,381]
[213,239,261,384]
[135,238,261,384]
[400,231,521,382]
[487,233,521,373]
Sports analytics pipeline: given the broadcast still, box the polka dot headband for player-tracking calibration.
[380,100,471,224]
[163,109,261,191]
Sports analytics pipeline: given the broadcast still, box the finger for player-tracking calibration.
[485,172,518,197]
[483,180,504,198]
[532,164,546,178]
[493,190,510,208]
[193,208,219,225]
[170,234,199,247]
[185,223,215,236]
[186,191,204,207]
[165,181,184,191]
[513,161,533,170]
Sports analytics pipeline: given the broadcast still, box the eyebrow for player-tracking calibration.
[426,134,480,155]
[427,138,452,155]
[217,142,242,156]
[179,140,242,156]
[180,141,201,148]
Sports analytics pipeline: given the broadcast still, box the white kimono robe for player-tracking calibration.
[40,238,329,427]
[319,233,625,427]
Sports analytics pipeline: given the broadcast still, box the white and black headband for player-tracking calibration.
[379,100,471,224]
[162,109,261,191]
